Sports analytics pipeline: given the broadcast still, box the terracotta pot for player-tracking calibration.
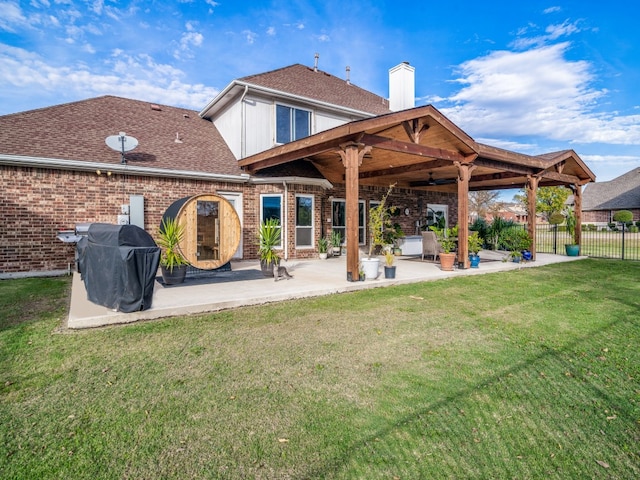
[438,252,456,271]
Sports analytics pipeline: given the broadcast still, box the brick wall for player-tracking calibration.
[1,165,459,275]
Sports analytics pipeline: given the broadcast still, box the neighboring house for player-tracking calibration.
[581,167,640,224]
[0,61,594,277]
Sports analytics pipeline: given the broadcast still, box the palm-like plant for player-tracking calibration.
[258,218,281,266]
[157,217,189,272]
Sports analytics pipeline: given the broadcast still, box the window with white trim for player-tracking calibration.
[260,194,283,248]
[295,195,314,248]
[276,104,311,144]
[332,199,366,245]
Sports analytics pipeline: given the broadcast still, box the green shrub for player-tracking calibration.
[613,210,633,223]
[629,225,639,233]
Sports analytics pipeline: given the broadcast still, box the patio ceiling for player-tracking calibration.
[238,105,596,192]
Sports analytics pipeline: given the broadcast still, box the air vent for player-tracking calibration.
[150,104,162,111]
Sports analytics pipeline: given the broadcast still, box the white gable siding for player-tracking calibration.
[243,96,274,158]
[315,111,350,133]
[213,101,242,159]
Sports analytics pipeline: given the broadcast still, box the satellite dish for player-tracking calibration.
[105,132,138,164]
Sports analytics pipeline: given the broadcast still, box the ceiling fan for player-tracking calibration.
[409,172,456,188]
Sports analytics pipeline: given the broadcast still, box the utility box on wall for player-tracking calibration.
[129,195,145,229]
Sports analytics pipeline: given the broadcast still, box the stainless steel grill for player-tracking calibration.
[56,223,92,244]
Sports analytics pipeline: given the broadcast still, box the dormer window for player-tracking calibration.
[276,104,310,144]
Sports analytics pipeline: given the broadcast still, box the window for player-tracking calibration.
[276,104,310,143]
[261,194,283,248]
[295,195,314,248]
[426,204,448,230]
[332,199,365,245]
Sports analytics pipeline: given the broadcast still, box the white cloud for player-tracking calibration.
[266,26,276,36]
[439,41,640,146]
[511,19,582,49]
[0,44,218,109]
[543,6,562,14]
[242,29,257,44]
[0,1,28,31]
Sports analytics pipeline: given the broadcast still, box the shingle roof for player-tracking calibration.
[582,167,640,210]
[0,95,241,175]
[239,64,391,115]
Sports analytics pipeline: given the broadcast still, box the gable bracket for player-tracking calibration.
[401,119,429,143]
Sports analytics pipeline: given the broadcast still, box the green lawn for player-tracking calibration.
[1,259,639,479]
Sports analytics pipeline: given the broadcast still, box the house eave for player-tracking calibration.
[0,154,251,183]
[249,175,333,189]
[199,80,381,120]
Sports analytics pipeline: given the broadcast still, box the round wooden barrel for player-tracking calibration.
[162,194,241,270]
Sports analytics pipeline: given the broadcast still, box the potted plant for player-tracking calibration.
[329,230,342,256]
[317,236,328,260]
[362,184,396,279]
[383,249,396,279]
[468,231,483,268]
[564,207,580,256]
[157,217,190,284]
[432,225,457,271]
[258,218,281,277]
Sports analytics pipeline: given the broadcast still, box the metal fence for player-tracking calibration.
[534,224,640,261]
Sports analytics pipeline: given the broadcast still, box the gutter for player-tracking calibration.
[249,175,333,190]
[0,154,251,183]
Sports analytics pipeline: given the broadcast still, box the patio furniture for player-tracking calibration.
[421,231,442,261]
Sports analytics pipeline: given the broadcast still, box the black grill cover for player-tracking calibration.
[76,223,161,313]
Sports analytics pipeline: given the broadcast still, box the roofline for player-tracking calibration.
[0,154,251,183]
[249,176,333,189]
[199,80,384,120]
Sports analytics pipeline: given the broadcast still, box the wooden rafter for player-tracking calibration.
[401,118,429,143]
[358,159,452,179]
[359,133,470,162]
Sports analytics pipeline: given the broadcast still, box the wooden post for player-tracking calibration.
[573,184,582,251]
[455,162,474,269]
[526,176,539,261]
[338,143,369,281]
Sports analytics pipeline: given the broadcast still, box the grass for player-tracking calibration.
[1,259,639,479]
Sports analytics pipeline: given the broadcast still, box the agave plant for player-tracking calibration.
[157,217,189,272]
[258,218,281,266]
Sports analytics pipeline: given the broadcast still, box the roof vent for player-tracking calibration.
[313,52,319,72]
[150,104,162,111]
[346,66,351,85]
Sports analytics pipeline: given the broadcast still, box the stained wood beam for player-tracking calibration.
[537,170,582,185]
[527,176,539,261]
[402,119,429,143]
[358,159,452,179]
[359,134,473,163]
[473,157,537,176]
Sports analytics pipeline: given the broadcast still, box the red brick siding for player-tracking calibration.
[1,164,459,274]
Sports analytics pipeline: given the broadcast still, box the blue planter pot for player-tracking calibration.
[469,254,480,268]
[521,250,532,261]
[565,244,580,256]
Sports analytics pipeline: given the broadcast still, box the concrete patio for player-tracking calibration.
[67,252,585,329]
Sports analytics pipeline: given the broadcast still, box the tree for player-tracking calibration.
[513,186,570,221]
[469,191,503,220]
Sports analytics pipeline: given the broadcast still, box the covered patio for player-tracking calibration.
[239,105,595,281]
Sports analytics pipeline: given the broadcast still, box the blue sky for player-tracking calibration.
[1,0,639,192]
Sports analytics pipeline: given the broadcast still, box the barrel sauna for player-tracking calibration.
[162,194,241,270]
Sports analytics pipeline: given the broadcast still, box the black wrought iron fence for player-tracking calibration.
[534,224,640,261]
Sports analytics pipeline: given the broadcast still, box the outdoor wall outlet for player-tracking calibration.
[117,215,130,225]
[121,204,130,215]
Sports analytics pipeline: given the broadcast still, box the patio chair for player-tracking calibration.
[421,231,442,261]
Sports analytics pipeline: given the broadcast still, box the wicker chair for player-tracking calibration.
[421,231,442,261]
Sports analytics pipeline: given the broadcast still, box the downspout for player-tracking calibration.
[240,85,249,158]
[283,181,289,261]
